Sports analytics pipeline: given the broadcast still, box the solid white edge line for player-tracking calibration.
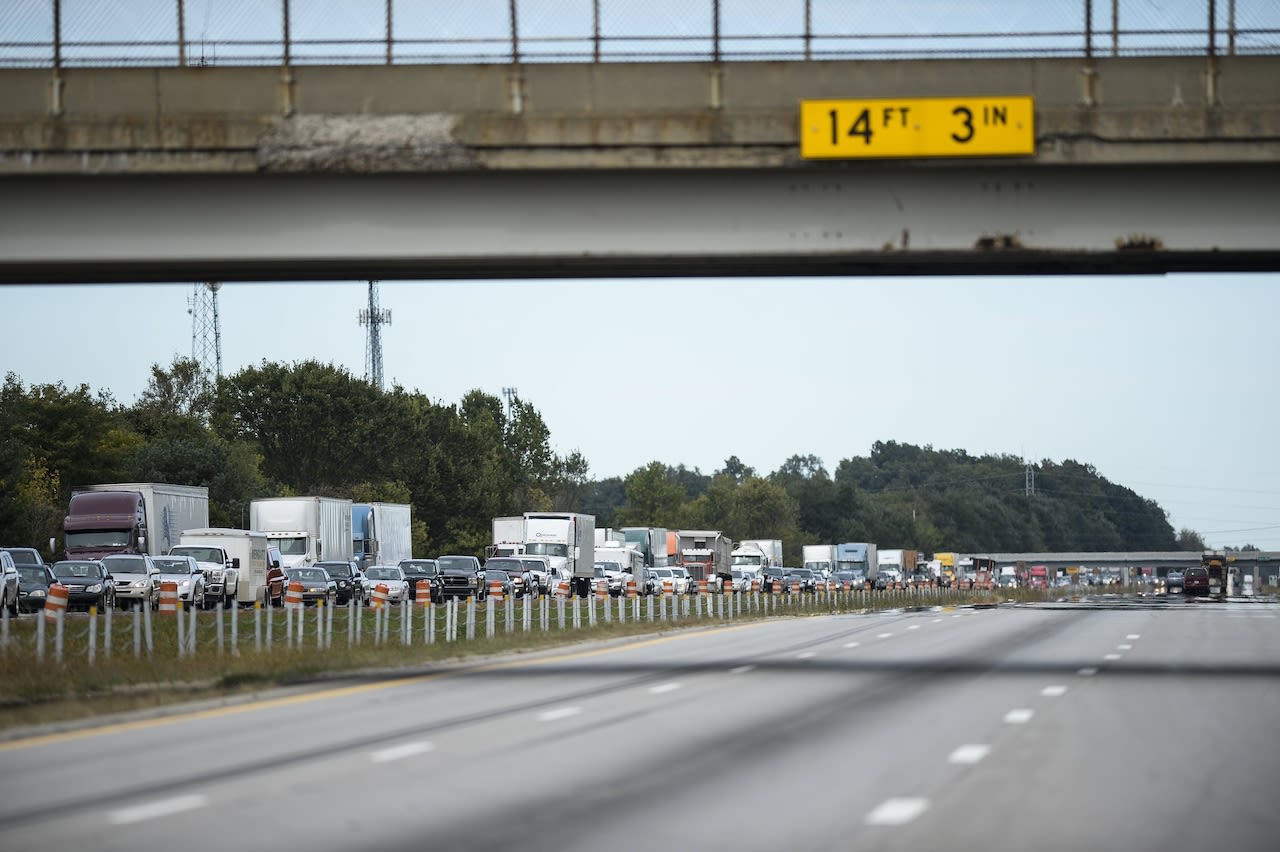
[649,682,681,694]
[1004,708,1035,724]
[537,706,583,722]
[370,741,434,763]
[1040,685,1068,697]
[109,794,209,825]
[866,797,929,826]
[948,744,991,765]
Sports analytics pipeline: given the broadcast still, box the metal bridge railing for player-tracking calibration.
[1,0,1278,69]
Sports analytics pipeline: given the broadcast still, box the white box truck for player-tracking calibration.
[353,502,413,569]
[488,516,525,559]
[523,512,595,597]
[249,497,353,570]
[63,482,209,561]
[172,527,273,607]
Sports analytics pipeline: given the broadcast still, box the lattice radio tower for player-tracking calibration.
[359,280,392,391]
[188,281,223,382]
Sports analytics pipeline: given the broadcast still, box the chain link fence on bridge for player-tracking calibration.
[2,1,1278,68]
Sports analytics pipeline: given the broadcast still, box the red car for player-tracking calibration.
[1182,566,1210,596]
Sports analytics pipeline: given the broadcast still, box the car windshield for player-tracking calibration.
[437,557,476,572]
[789,569,813,579]
[485,571,508,581]
[597,562,623,574]
[153,559,193,573]
[318,562,353,578]
[486,560,520,573]
[520,560,546,571]
[18,565,48,583]
[289,568,327,581]
[53,562,103,579]
[4,549,41,565]
[103,557,146,574]
[400,561,437,576]
[367,568,401,580]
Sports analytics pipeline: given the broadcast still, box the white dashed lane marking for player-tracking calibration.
[877,633,893,639]
[370,741,434,763]
[1040,685,1068,697]
[797,651,817,659]
[1004,709,1035,725]
[866,798,930,826]
[1126,634,1141,640]
[1077,667,1098,676]
[1104,653,1122,661]
[649,682,682,695]
[948,744,991,765]
[1117,644,1133,650]
[537,706,582,722]
[843,641,861,649]
[907,625,921,630]
[729,665,755,675]
[109,795,208,825]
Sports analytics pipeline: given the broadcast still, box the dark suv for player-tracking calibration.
[483,557,534,598]
[316,560,363,605]
[435,555,484,600]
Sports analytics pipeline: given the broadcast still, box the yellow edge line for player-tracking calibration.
[0,620,762,752]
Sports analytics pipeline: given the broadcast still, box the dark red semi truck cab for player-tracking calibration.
[63,490,146,561]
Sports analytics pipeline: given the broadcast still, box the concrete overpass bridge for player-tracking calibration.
[1,4,1279,284]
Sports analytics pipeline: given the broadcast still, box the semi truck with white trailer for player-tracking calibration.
[836,542,878,582]
[621,527,668,567]
[62,483,209,561]
[677,530,733,591]
[731,539,784,571]
[523,512,595,597]
[802,544,838,577]
[352,502,413,570]
[249,497,353,570]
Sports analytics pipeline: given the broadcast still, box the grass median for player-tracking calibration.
[0,587,1042,730]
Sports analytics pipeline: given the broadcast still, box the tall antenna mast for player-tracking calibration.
[502,386,518,421]
[188,281,223,384]
[359,280,392,390]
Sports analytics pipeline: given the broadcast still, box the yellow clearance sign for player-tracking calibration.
[800,96,1035,159]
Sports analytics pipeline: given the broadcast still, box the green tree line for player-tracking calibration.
[2,362,1197,563]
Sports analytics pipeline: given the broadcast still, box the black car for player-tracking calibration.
[49,560,116,612]
[1165,570,1185,594]
[483,568,516,599]
[399,559,443,603]
[16,562,55,613]
[435,555,484,600]
[316,560,363,605]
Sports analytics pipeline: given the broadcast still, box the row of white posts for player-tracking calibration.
[1,583,988,662]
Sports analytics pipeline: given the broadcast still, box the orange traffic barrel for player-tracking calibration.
[595,581,609,600]
[555,580,570,598]
[625,580,637,598]
[415,579,433,604]
[286,580,305,608]
[662,579,674,596]
[698,579,708,595]
[750,578,761,593]
[158,581,178,615]
[488,579,505,600]
[44,582,69,622]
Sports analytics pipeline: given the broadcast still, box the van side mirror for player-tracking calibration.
[232,557,241,570]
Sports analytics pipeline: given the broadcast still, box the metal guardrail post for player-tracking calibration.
[177,0,186,66]
[593,0,601,62]
[385,0,393,65]
[804,0,813,61]
[712,0,721,62]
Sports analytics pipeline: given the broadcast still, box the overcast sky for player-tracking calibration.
[3,273,1277,550]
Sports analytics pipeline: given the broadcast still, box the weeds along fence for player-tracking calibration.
[0,585,1049,676]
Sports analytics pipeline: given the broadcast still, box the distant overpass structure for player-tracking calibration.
[1,1,1279,284]
[970,551,1279,584]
